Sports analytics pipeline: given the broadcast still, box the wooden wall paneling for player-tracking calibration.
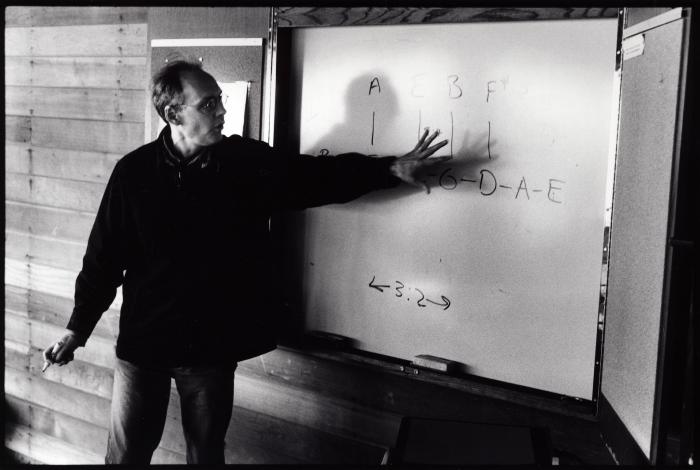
[6,174,106,213]
[4,6,147,27]
[5,57,148,89]
[5,285,30,315]
[274,6,618,27]
[4,395,185,465]
[5,448,41,464]
[31,117,143,154]
[32,351,114,400]
[6,312,31,346]
[5,337,32,356]
[24,146,121,183]
[4,342,112,400]
[5,395,108,458]
[5,367,111,428]
[28,289,119,341]
[5,347,31,373]
[5,115,32,143]
[28,317,117,370]
[5,173,31,205]
[5,24,147,57]
[5,86,145,122]
[5,423,103,464]
[5,314,117,371]
[5,143,31,173]
[5,259,78,301]
[5,202,95,243]
[5,231,87,272]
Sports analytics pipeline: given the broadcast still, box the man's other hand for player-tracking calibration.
[43,331,81,369]
[391,128,450,193]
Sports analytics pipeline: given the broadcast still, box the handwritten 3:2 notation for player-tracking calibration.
[369,275,451,310]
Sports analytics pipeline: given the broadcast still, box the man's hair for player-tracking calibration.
[151,59,212,122]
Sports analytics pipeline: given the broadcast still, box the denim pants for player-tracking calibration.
[105,357,236,464]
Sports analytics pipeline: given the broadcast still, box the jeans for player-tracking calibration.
[105,357,236,464]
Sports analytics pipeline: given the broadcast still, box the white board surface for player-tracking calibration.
[288,19,617,399]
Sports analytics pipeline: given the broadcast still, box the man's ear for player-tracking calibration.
[164,105,181,126]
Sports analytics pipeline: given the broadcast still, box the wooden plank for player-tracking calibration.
[5,6,147,27]
[5,142,31,173]
[5,423,103,464]
[31,117,144,154]
[5,313,117,371]
[6,201,95,242]
[5,285,29,315]
[5,345,31,371]
[5,364,111,428]
[30,348,114,399]
[6,230,87,272]
[29,317,118,369]
[5,312,31,346]
[5,258,77,300]
[275,7,618,27]
[233,367,400,447]
[6,339,32,355]
[5,395,185,464]
[6,173,106,213]
[5,172,31,204]
[5,23,147,57]
[5,115,32,143]
[4,259,124,312]
[6,86,145,123]
[28,288,120,341]
[7,144,121,183]
[6,395,108,457]
[5,56,147,89]
[5,448,41,464]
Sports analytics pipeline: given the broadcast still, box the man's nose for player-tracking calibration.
[215,98,226,117]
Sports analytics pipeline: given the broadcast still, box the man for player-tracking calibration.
[42,60,448,464]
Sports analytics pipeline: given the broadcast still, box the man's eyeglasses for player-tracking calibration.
[181,94,228,116]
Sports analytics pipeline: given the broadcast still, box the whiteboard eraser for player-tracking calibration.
[411,354,456,373]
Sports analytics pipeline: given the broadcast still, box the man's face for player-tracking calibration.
[175,70,226,149]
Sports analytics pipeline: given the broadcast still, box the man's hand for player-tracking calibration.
[390,128,451,193]
[42,331,81,371]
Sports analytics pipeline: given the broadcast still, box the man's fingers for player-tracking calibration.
[54,348,72,364]
[413,128,430,151]
[420,139,448,158]
[420,130,441,152]
[42,346,55,363]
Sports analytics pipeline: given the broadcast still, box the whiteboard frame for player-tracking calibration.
[263,6,622,415]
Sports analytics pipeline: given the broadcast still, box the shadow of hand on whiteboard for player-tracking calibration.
[353,128,496,206]
[306,73,398,158]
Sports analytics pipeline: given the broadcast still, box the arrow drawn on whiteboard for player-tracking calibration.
[426,296,451,310]
[369,275,391,292]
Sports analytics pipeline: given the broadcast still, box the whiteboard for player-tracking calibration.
[287,19,617,399]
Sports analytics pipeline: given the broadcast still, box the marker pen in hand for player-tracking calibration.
[42,341,62,372]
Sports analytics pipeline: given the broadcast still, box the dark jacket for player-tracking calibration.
[66,127,400,367]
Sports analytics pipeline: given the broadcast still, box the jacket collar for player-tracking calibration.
[158,125,214,170]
